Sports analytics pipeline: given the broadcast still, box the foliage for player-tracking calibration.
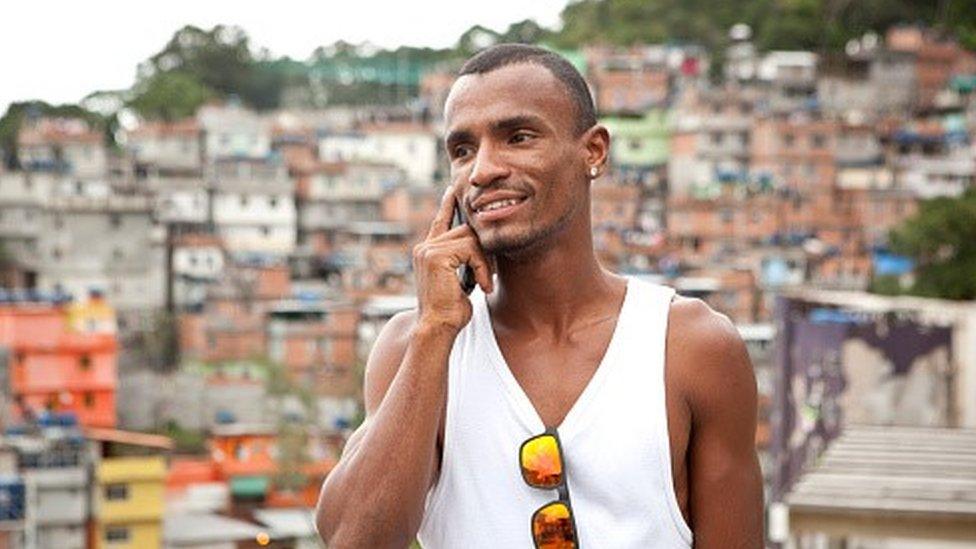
[159,420,207,453]
[128,71,213,121]
[139,25,255,101]
[547,0,973,54]
[880,189,976,300]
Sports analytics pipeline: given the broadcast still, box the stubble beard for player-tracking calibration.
[479,194,582,262]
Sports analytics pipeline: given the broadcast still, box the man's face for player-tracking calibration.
[443,63,590,257]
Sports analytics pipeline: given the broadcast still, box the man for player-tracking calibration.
[316,44,763,548]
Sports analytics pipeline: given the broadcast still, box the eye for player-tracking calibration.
[510,132,534,144]
[452,145,473,160]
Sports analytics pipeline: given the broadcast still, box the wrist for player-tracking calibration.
[413,317,462,341]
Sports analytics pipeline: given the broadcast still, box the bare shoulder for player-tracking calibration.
[666,296,755,416]
[363,309,418,414]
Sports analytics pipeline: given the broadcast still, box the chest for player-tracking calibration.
[494,321,616,428]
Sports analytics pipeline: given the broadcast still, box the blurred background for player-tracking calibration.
[1,1,975,547]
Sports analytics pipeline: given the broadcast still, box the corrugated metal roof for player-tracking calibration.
[164,513,263,545]
[786,426,976,518]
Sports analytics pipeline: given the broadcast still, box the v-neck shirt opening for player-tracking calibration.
[474,279,633,442]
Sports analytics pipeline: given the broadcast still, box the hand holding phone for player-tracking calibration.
[452,199,478,295]
[412,185,493,333]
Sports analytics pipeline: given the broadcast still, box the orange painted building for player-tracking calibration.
[206,424,336,508]
[0,295,117,428]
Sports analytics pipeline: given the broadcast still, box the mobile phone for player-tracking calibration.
[452,198,478,295]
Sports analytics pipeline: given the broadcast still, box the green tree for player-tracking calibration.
[128,71,213,121]
[547,0,969,55]
[140,25,255,98]
[880,189,976,300]
[498,19,551,44]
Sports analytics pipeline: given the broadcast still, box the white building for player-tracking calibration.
[36,194,165,311]
[0,172,58,273]
[17,118,107,178]
[210,158,295,256]
[172,233,226,309]
[897,146,975,198]
[300,161,404,235]
[124,118,203,174]
[318,122,439,186]
[198,104,272,160]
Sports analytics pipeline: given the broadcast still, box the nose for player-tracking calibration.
[467,142,510,188]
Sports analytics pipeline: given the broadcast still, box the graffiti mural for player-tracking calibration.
[771,298,954,500]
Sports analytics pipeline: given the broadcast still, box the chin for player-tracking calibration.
[481,226,557,259]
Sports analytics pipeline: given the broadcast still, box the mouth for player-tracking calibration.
[472,196,529,222]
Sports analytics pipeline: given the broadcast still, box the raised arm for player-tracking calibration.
[671,299,764,548]
[315,185,494,547]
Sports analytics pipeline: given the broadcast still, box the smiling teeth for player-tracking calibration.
[480,198,521,212]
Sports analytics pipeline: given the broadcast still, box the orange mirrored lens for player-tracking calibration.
[521,434,563,488]
[532,501,577,549]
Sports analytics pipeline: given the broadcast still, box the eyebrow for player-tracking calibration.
[445,114,548,150]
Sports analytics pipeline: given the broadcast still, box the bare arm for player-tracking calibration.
[315,310,453,547]
[315,185,494,547]
[673,300,764,547]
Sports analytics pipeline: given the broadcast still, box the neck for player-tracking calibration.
[488,220,624,336]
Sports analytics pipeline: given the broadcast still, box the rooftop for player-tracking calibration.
[786,426,976,542]
[164,513,264,545]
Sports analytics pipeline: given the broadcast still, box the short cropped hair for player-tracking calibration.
[457,44,597,136]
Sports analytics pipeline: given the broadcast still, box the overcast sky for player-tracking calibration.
[0,1,567,114]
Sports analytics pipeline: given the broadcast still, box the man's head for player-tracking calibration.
[444,44,609,258]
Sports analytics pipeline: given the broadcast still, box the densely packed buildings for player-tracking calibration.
[0,23,975,547]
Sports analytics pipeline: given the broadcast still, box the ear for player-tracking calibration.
[580,125,610,178]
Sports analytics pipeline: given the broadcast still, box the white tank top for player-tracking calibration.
[418,277,693,548]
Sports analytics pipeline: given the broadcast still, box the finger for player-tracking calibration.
[428,222,476,243]
[426,184,459,240]
[444,236,494,294]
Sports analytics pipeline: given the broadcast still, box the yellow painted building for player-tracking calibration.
[94,455,167,549]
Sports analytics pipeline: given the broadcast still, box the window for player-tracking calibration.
[812,134,826,148]
[261,226,271,237]
[84,392,95,408]
[80,354,92,370]
[105,526,130,543]
[104,484,128,501]
[112,248,124,260]
[54,215,63,230]
[269,196,279,209]
[782,134,795,148]
[110,214,122,229]
[52,247,62,260]
[240,194,249,208]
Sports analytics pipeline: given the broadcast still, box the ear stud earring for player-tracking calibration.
[589,166,598,178]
